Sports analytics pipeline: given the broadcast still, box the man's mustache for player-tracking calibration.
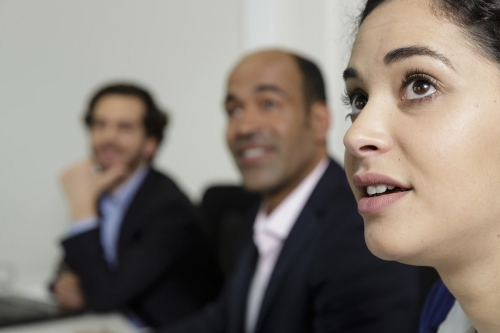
[94,143,123,153]
[230,134,276,150]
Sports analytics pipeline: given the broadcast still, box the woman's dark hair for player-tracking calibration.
[358,0,500,65]
[84,83,169,144]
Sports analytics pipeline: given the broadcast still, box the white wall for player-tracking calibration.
[0,0,364,289]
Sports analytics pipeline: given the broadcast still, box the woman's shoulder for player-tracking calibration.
[419,280,456,333]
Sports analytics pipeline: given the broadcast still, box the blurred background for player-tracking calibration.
[0,0,363,291]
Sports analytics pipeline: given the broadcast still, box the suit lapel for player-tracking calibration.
[117,169,155,258]
[254,208,320,332]
[254,159,342,332]
[228,241,259,333]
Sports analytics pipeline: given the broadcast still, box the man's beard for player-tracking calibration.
[93,143,144,172]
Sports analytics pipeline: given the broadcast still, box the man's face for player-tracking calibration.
[225,52,325,202]
[90,94,155,171]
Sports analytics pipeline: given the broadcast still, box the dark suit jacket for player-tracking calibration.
[61,168,222,328]
[161,159,422,333]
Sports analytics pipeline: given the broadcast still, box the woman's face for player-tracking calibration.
[343,0,500,267]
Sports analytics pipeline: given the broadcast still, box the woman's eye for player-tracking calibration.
[405,79,436,100]
[351,94,367,114]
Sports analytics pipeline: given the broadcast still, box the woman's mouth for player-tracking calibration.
[365,184,408,197]
[353,174,412,215]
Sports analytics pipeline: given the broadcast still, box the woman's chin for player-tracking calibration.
[364,232,425,266]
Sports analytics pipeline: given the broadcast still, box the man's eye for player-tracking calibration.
[227,106,243,117]
[118,123,134,131]
[405,79,436,100]
[262,100,278,110]
[91,121,105,130]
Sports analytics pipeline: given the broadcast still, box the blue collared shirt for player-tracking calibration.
[68,166,149,267]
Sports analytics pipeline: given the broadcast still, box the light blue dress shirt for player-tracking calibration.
[68,166,149,267]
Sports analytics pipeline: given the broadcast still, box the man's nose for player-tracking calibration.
[233,105,266,137]
[100,123,120,141]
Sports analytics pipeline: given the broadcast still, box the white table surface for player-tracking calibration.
[0,313,143,333]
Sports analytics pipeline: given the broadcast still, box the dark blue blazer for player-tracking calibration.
[62,168,222,328]
[162,159,422,333]
[418,280,455,333]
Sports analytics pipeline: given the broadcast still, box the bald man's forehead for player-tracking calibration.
[238,50,295,64]
[231,52,297,74]
[227,53,302,91]
[224,53,307,113]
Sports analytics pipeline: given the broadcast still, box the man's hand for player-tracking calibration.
[60,159,128,220]
[53,272,86,311]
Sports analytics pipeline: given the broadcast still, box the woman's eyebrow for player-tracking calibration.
[384,45,453,69]
[343,68,359,82]
[342,45,453,82]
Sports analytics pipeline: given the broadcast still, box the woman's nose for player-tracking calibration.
[343,104,393,159]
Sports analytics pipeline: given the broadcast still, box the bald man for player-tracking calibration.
[161,50,422,333]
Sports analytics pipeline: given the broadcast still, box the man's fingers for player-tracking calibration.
[57,288,85,310]
[54,273,86,310]
[61,159,94,178]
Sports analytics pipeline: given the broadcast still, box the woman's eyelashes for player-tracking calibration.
[401,70,439,102]
[342,70,441,122]
[342,89,367,122]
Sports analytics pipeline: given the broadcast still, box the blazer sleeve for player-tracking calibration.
[156,296,226,333]
[61,199,198,312]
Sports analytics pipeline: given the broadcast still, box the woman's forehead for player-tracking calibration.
[348,0,466,74]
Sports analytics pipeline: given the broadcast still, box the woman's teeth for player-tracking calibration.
[367,184,395,196]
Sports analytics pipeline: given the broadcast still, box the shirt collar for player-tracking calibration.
[254,157,330,240]
[438,300,475,333]
[104,165,149,206]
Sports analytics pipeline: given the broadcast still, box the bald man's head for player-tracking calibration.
[229,50,327,111]
[224,49,330,211]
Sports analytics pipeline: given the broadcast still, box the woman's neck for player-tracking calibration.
[438,241,500,333]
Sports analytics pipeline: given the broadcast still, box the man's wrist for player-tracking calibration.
[70,204,98,221]
[68,216,98,237]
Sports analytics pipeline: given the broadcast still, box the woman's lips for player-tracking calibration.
[357,191,409,215]
[352,173,411,215]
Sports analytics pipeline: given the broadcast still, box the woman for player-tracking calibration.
[343,0,500,332]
